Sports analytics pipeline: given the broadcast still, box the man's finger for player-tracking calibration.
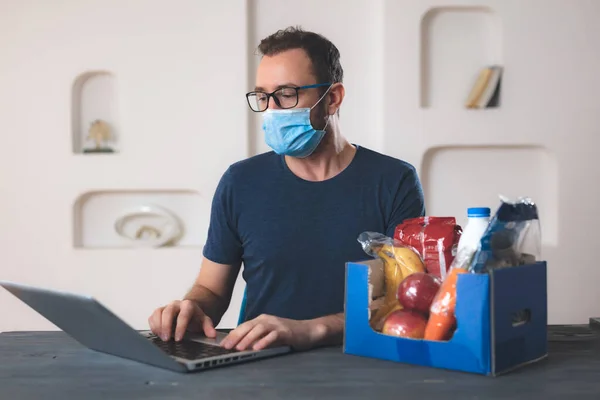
[160,303,179,341]
[148,307,163,335]
[174,302,195,341]
[235,324,268,351]
[252,330,280,351]
[220,321,255,349]
[202,315,217,338]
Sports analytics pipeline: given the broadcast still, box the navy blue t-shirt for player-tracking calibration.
[202,145,425,322]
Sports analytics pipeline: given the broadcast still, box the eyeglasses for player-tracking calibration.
[246,83,331,112]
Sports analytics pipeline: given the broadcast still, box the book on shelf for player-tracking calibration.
[465,65,502,109]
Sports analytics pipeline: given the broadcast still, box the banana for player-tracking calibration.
[377,248,405,284]
[380,243,426,277]
[370,302,403,332]
[369,247,405,330]
[369,243,426,331]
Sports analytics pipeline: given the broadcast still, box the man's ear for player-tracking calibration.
[327,83,345,115]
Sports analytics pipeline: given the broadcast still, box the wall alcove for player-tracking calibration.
[72,71,120,154]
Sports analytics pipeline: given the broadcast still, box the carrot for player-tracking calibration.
[424,267,468,341]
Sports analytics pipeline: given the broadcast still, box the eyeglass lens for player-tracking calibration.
[247,87,298,111]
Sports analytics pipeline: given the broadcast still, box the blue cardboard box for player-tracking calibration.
[343,260,548,376]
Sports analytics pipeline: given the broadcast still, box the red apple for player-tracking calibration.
[396,272,441,316]
[382,310,427,339]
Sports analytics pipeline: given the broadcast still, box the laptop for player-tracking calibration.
[0,280,291,373]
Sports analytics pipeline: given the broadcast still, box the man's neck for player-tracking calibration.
[284,130,357,182]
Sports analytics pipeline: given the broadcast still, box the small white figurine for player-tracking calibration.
[84,119,114,153]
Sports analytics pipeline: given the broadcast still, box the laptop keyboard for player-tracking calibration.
[148,335,241,360]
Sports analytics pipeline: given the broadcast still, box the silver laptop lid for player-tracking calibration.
[0,280,187,372]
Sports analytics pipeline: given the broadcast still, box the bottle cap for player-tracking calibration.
[467,207,491,217]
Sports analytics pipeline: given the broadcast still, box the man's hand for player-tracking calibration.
[220,313,342,352]
[148,300,217,342]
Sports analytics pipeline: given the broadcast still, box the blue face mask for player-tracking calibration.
[262,89,331,158]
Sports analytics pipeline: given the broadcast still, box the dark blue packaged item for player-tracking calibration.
[470,197,541,274]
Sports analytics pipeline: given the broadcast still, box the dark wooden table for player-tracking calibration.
[1,327,599,399]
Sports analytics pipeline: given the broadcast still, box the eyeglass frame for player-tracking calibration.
[245,83,332,112]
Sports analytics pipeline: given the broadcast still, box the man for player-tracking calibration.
[148,26,425,352]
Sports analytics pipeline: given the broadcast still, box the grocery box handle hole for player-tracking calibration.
[512,309,531,327]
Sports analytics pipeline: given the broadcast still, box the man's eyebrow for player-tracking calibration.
[253,83,301,91]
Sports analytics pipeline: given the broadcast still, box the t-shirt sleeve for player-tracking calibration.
[202,167,243,265]
[385,165,426,238]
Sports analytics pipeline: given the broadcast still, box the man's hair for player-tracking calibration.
[257,26,344,86]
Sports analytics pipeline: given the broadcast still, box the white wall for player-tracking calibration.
[1,0,599,333]
[0,0,249,331]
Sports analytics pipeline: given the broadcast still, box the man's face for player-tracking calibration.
[255,48,328,129]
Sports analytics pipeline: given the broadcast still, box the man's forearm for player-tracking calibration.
[183,284,229,326]
[307,312,345,348]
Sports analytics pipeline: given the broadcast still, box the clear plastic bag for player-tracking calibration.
[423,261,468,341]
[470,196,541,274]
[357,232,426,331]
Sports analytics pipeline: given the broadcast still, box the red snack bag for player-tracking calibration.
[394,217,462,281]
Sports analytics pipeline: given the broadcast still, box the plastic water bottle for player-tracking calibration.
[457,207,491,255]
